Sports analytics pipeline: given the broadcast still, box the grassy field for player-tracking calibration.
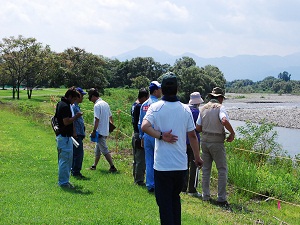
[0,88,299,224]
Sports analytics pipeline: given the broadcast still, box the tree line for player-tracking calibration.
[2,35,298,103]
[226,71,300,94]
[0,35,226,102]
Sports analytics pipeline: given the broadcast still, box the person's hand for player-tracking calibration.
[226,133,235,142]
[162,130,178,143]
[76,112,83,118]
[194,157,204,169]
[90,130,96,138]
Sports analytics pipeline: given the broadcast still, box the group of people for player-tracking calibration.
[54,72,235,225]
[131,72,235,224]
[55,87,117,189]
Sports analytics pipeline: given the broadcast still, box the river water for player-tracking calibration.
[229,120,299,157]
[223,101,300,157]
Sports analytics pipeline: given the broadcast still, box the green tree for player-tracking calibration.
[0,35,47,99]
[60,47,108,92]
[278,71,291,81]
[131,75,150,89]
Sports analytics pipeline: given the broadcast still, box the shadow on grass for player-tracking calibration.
[209,199,253,213]
[98,168,120,175]
[60,185,93,195]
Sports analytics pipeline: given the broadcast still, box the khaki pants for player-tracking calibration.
[201,141,227,202]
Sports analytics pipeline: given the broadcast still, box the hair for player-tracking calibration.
[65,86,80,98]
[138,88,149,99]
[88,88,100,98]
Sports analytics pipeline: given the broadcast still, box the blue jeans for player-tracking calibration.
[56,135,73,185]
[71,135,84,176]
[154,170,187,225]
[144,134,155,190]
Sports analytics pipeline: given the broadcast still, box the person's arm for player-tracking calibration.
[195,124,202,132]
[90,117,99,138]
[141,119,178,143]
[221,117,235,142]
[187,130,203,168]
[62,112,82,126]
[220,106,235,142]
[109,116,114,124]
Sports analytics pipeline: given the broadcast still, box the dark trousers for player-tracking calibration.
[182,144,197,193]
[71,135,84,175]
[132,133,145,183]
[154,169,187,225]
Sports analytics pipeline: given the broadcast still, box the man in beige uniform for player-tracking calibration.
[196,87,235,206]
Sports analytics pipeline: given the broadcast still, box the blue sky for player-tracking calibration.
[1,0,300,58]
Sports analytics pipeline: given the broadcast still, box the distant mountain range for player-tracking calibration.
[113,46,300,82]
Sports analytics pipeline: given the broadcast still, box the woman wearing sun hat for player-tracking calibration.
[182,92,204,197]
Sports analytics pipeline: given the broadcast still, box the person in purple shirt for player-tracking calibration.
[182,92,204,197]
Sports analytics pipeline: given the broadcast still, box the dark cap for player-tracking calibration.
[208,87,226,98]
[76,87,87,95]
[161,72,177,89]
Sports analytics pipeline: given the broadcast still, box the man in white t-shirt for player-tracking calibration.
[142,72,203,225]
[88,88,117,173]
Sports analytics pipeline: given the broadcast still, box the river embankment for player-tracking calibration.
[224,93,300,129]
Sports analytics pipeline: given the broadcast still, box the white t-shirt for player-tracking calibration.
[94,98,112,136]
[144,100,195,171]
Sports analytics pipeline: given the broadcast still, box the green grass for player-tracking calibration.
[1,88,300,224]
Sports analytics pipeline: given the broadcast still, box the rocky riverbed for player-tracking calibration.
[224,93,300,129]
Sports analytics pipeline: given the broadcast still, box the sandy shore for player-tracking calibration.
[224,93,300,129]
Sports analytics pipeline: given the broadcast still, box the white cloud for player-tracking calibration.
[1,0,300,57]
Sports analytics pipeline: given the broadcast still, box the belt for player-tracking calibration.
[202,132,224,137]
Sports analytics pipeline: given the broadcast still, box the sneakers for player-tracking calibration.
[148,188,155,193]
[72,173,87,179]
[109,166,117,173]
[216,201,230,208]
[136,181,146,186]
[89,165,96,170]
[188,192,202,198]
[60,182,75,189]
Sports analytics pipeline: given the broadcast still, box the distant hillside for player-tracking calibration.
[113,46,300,82]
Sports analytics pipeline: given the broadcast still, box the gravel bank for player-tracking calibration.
[224,93,300,129]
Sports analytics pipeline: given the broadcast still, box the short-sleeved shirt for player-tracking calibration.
[196,104,228,126]
[72,102,85,137]
[138,95,159,139]
[94,98,112,136]
[56,97,73,137]
[144,100,195,171]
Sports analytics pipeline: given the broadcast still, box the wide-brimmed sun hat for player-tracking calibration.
[189,92,204,104]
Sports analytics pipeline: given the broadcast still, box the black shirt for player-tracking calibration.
[56,97,73,137]
[131,102,142,133]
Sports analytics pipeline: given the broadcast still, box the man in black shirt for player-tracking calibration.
[131,88,149,185]
[55,87,82,188]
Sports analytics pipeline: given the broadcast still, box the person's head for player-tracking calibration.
[88,88,100,103]
[208,87,226,103]
[149,81,162,98]
[76,87,87,103]
[161,72,178,96]
[65,87,80,104]
[189,92,204,107]
[138,88,149,104]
